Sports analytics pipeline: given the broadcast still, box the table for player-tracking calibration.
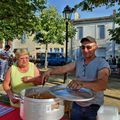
[0,103,69,120]
[0,103,21,120]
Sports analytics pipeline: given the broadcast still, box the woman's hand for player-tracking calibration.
[22,76,44,85]
[67,80,83,90]
[9,94,19,104]
[21,76,33,83]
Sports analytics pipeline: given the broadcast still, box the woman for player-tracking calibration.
[3,48,43,107]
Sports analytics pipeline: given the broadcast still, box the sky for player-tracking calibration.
[47,0,119,19]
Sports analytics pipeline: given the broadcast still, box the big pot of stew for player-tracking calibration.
[17,86,64,120]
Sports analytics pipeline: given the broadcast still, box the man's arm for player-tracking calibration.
[68,68,110,92]
[43,62,75,81]
[48,62,75,75]
[83,68,110,91]
[22,62,76,85]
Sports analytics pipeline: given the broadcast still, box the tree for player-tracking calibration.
[74,0,119,11]
[0,0,46,41]
[34,6,76,68]
[109,9,120,44]
[73,0,120,44]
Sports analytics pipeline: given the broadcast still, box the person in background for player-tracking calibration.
[3,48,43,107]
[0,45,11,81]
[112,56,116,65]
[11,49,18,64]
[117,56,120,74]
[40,36,110,120]
[107,55,113,65]
[116,56,119,67]
[0,41,4,81]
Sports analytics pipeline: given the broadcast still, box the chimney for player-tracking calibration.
[113,9,116,16]
[74,12,80,20]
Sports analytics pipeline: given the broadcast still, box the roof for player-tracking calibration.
[72,15,113,25]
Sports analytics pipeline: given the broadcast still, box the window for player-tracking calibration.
[54,48,59,53]
[21,31,27,44]
[61,48,64,53]
[49,48,52,53]
[98,25,105,39]
[77,27,83,40]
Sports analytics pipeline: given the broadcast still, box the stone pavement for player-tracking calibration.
[104,77,120,112]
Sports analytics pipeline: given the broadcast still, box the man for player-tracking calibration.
[0,45,11,81]
[42,36,110,120]
[24,36,110,120]
[0,41,4,81]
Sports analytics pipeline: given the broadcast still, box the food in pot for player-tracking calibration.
[26,91,56,99]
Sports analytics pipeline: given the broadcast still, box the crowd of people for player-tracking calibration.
[107,55,120,73]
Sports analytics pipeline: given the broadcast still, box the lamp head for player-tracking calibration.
[63,5,73,20]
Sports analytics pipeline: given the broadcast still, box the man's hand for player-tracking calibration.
[42,69,52,83]
[68,80,83,90]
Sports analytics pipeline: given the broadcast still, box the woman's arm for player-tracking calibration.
[3,68,19,103]
[3,68,13,97]
[22,64,43,85]
[33,65,42,85]
[34,65,41,77]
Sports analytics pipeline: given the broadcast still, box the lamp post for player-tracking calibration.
[63,5,73,83]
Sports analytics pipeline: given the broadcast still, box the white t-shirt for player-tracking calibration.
[0,48,4,61]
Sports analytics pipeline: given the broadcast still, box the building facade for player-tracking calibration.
[72,11,120,59]
[13,34,66,59]
[12,11,120,60]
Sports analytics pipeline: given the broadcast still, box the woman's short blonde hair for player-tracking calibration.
[15,48,29,59]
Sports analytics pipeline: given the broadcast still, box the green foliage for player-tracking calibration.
[74,0,120,44]
[109,28,120,44]
[74,0,119,11]
[0,0,46,41]
[34,6,76,45]
[109,8,120,44]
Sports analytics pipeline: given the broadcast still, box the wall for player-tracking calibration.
[12,35,66,58]
[72,16,120,58]
[13,35,37,58]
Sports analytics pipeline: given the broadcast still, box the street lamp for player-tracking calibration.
[63,5,73,83]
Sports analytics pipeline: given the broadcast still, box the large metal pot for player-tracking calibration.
[17,86,64,120]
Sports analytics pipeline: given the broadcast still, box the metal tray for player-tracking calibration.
[49,84,95,101]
